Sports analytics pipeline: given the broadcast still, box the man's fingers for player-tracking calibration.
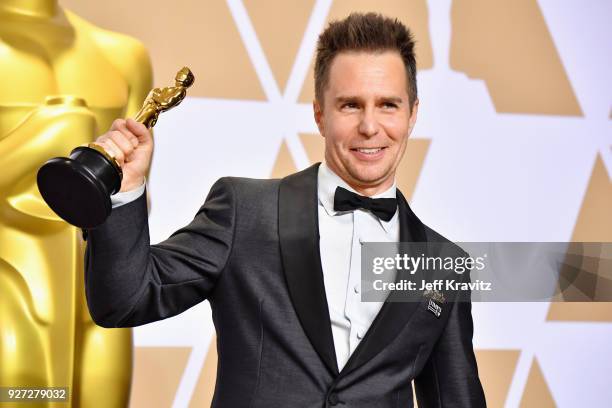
[112,119,139,147]
[94,117,153,171]
[126,118,152,144]
[96,138,125,166]
[108,130,135,157]
[110,118,127,132]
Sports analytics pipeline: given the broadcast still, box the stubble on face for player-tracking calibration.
[315,51,418,196]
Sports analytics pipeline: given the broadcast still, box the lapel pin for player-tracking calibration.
[427,299,442,318]
[424,289,445,318]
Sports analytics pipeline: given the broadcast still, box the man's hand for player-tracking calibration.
[93,118,153,192]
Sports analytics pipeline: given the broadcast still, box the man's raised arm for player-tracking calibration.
[83,119,235,327]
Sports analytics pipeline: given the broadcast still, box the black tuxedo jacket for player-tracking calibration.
[85,163,486,407]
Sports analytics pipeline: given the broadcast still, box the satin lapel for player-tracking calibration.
[340,189,428,376]
[278,163,340,376]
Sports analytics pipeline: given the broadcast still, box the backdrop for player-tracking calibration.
[59,0,612,406]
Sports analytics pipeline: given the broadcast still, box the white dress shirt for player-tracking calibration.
[317,163,399,370]
[110,163,400,370]
[110,180,146,208]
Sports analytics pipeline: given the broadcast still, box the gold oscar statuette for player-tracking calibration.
[37,67,195,228]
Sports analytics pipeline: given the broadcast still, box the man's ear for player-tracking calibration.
[313,99,324,136]
[409,99,419,129]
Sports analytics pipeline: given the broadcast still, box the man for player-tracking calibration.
[86,13,486,407]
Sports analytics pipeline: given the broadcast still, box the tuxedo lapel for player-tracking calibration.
[279,163,340,376]
[339,189,428,376]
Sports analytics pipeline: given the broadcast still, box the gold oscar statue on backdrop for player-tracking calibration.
[0,1,152,406]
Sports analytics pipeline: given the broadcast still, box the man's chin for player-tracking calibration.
[346,167,392,188]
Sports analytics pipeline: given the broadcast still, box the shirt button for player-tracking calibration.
[328,393,340,406]
[358,237,364,245]
[357,330,364,339]
[353,284,360,294]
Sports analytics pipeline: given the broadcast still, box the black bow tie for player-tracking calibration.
[333,186,397,222]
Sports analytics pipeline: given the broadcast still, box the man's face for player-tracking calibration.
[314,51,418,195]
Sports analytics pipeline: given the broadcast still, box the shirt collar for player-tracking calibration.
[317,162,398,231]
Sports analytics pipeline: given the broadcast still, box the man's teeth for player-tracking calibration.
[356,148,382,154]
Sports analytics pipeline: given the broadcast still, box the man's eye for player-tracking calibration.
[341,102,358,109]
[382,102,398,109]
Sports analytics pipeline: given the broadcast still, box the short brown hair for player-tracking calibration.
[314,12,418,109]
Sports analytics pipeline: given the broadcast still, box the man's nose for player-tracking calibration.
[358,108,380,137]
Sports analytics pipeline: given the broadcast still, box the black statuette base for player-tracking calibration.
[37,146,123,228]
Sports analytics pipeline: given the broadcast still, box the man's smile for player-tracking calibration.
[349,146,389,160]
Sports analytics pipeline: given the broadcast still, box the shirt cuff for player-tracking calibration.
[110,180,146,208]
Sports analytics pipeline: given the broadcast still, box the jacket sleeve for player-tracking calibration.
[414,270,487,407]
[84,177,236,328]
